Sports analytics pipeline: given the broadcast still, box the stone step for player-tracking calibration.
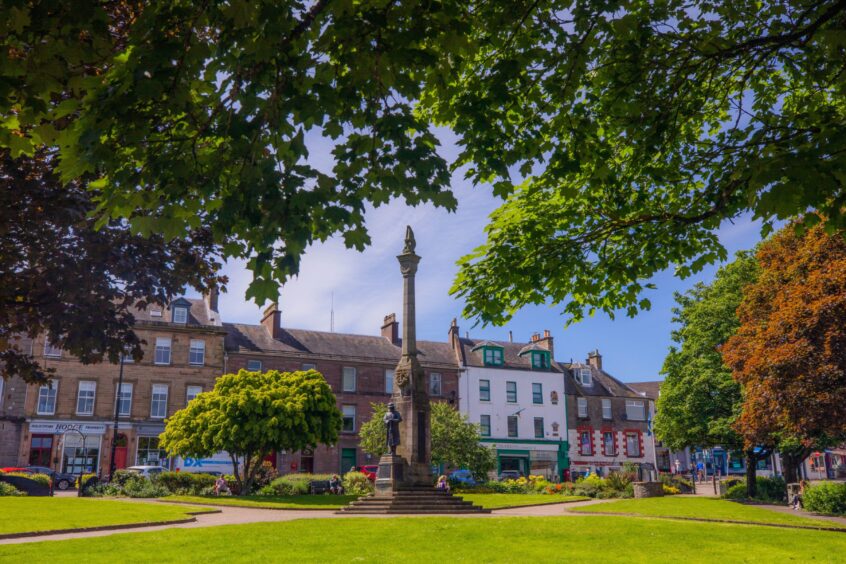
[346,501,475,509]
[340,508,491,514]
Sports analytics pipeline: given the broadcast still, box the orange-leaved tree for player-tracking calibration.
[723,223,846,484]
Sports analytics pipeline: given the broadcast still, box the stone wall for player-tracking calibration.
[633,481,664,498]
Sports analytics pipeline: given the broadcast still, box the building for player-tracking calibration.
[224,308,460,475]
[566,351,656,478]
[15,295,226,475]
[627,380,692,474]
[453,324,568,480]
[0,371,27,467]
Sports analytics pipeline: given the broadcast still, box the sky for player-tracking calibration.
[191,129,766,383]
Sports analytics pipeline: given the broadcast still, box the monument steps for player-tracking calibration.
[338,490,491,514]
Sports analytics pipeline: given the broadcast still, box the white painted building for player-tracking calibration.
[450,323,568,480]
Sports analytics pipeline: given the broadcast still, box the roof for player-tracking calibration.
[627,381,662,400]
[224,323,458,368]
[131,298,221,327]
[457,337,562,372]
[564,363,646,399]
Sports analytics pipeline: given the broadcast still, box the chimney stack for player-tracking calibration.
[508,330,513,343]
[203,287,219,313]
[587,349,602,370]
[537,329,554,357]
[382,313,400,345]
[261,302,282,339]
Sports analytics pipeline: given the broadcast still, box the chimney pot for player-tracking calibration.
[543,329,550,338]
[381,313,400,345]
[587,349,603,370]
[508,330,513,343]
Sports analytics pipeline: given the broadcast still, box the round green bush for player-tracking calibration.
[342,471,373,495]
[0,481,25,496]
[804,482,846,516]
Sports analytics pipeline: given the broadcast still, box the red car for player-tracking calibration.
[357,465,378,481]
[0,467,27,473]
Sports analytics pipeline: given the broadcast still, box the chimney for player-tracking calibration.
[531,332,540,343]
[382,313,400,345]
[203,287,219,313]
[261,302,282,339]
[508,330,513,343]
[587,349,602,370]
[537,329,554,357]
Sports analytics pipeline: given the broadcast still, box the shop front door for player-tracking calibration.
[341,448,356,474]
[28,435,54,466]
[114,447,127,469]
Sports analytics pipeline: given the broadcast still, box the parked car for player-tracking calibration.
[126,465,166,479]
[0,467,27,473]
[25,466,76,490]
[448,469,477,486]
[357,465,378,481]
[498,470,523,481]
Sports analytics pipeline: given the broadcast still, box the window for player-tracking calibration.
[602,398,612,420]
[342,405,356,432]
[531,351,549,370]
[342,367,356,392]
[189,339,205,365]
[120,352,134,364]
[429,373,442,396]
[577,397,588,418]
[150,384,168,418]
[137,436,168,467]
[173,306,188,324]
[483,347,504,366]
[506,381,517,403]
[532,383,543,404]
[385,369,394,394]
[150,309,163,318]
[186,385,202,404]
[246,359,262,372]
[625,431,641,457]
[579,429,593,455]
[578,367,592,386]
[534,417,544,438]
[37,384,58,415]
[302,363,316,371]
[479,379,490,401]
[625,400,646,421]
[43,340,62,358]
[154,337,171,365]
[480,415,491,437]
[76,381,96,416]
[116,383,133,417]
[507,415,518,437]
[603,431,616,456]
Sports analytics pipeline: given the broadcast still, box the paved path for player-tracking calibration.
[755,503,846,526]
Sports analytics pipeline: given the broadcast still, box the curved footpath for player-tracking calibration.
[3,497,844,546]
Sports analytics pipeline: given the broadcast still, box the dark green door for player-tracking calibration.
[341,448,356,474]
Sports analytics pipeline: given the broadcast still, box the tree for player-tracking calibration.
[161,369,342,493]
[654,252,770,496]
[5,2,846,314]
[723,224,846,483]
[0,149,225,384]
[359,402,495,480]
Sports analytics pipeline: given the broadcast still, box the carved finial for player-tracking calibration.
[403,225,416,254]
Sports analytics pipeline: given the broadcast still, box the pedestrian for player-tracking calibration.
[792,480,808,510]
[214,475,230,496]
[697,461,705,482]
[674,459,681,475]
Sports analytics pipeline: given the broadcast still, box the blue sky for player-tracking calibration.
[197,129,766,383]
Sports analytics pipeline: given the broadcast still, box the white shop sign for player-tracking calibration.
[174,452,240,474]
[30,421,108,435]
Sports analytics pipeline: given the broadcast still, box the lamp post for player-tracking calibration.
[109,353,125,479]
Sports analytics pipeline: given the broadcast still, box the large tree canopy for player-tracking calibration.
[654,253,758,452]
[0,149,224,384]
[723,224,846,454]
[3,1,846,319]
[161,369,342,493]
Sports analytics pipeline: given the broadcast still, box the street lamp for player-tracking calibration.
[109,352,125,479]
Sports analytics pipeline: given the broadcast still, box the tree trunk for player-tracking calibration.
[230,453,244,494]
[781,447,811,486]
[745,449,757,498]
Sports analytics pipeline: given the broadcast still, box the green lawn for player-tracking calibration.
[569,496,846,529]
[162,494,359,509]
[2,516,845,562]
[457,493,590,509]
[0,497,212,535]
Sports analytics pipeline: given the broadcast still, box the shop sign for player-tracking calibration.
[30,421,107,435]
[174,452,240,474]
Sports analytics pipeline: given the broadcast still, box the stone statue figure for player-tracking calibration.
[384,402,403,455]
[402,225,415,254]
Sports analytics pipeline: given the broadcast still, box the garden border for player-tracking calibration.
[156,498,347,511]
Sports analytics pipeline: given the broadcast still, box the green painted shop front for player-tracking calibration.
[482,438,569,480]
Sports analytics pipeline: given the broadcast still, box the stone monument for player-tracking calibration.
[374,226,433,495]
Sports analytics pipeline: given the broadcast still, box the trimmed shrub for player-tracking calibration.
[0,482,25,496]
[111,469,135,486]
[122,477,169,498]
[78,473,98,496]
[804,482,846,516]
[257,484,277,496]
[6,472,51,487]
[342,471,373,495]
[722,476,786,503]
[269,473,334,496]
[157,472,216,495]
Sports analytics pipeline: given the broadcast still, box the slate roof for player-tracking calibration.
[131,298,222,327]
[457,338,562,372]
[224,323,458,368]
[564,362,645,399]
[627,381,662,400]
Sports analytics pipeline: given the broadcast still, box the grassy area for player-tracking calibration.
[0,498,212,535]
[2,516,845,562]
[162,494,359,509]
[569,496,846,529]
[457,493,590,509]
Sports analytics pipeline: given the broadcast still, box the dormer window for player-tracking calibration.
[577,367,592,387]
[472,342,505,366]
[531,351,550,370]
[173,307,187,324]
